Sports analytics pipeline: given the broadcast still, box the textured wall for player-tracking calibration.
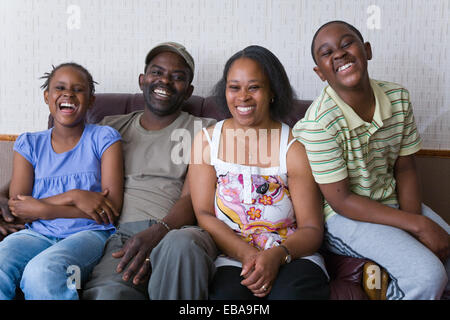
[0,0,449,149]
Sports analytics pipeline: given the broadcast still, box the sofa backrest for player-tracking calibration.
[0,140,14,188]
[17,92,450,224]
[48,93,313,128]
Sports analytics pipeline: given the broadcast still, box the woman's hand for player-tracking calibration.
[240,247,284,297]
[70,189,119,225]
[8,195,48,222]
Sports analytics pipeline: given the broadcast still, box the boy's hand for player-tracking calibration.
[414,215,450,261]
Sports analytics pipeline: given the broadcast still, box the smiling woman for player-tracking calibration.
[224,57,273,129]
[212,46,294,123]
[189,45,330,300]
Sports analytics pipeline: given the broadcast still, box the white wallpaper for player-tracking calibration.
[0,0,449,149]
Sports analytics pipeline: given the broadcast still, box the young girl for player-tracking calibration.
[190,46,330,299]
[0,62,123,300]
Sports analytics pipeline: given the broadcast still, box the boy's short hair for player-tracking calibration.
[311,20,365,64]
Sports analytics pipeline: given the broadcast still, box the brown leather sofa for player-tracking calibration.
[49,92,387,300]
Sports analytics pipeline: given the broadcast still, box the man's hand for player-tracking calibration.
[0,191,25,237]
[0,192,15,223]
[0,218,25,237]
[112,224,169,285]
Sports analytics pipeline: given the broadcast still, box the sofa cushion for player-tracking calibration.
[322,251,369,300]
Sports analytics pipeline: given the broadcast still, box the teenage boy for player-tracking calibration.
[293,20,449,300]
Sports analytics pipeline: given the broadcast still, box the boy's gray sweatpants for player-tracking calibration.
[324,204,449,300]
[82,221,217,300]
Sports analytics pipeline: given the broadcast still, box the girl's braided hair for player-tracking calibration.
[40,62,98,96]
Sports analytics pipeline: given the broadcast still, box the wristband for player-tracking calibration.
[157,219,170,232]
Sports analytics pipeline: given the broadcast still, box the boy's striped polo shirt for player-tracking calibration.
[293,79,422,220]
